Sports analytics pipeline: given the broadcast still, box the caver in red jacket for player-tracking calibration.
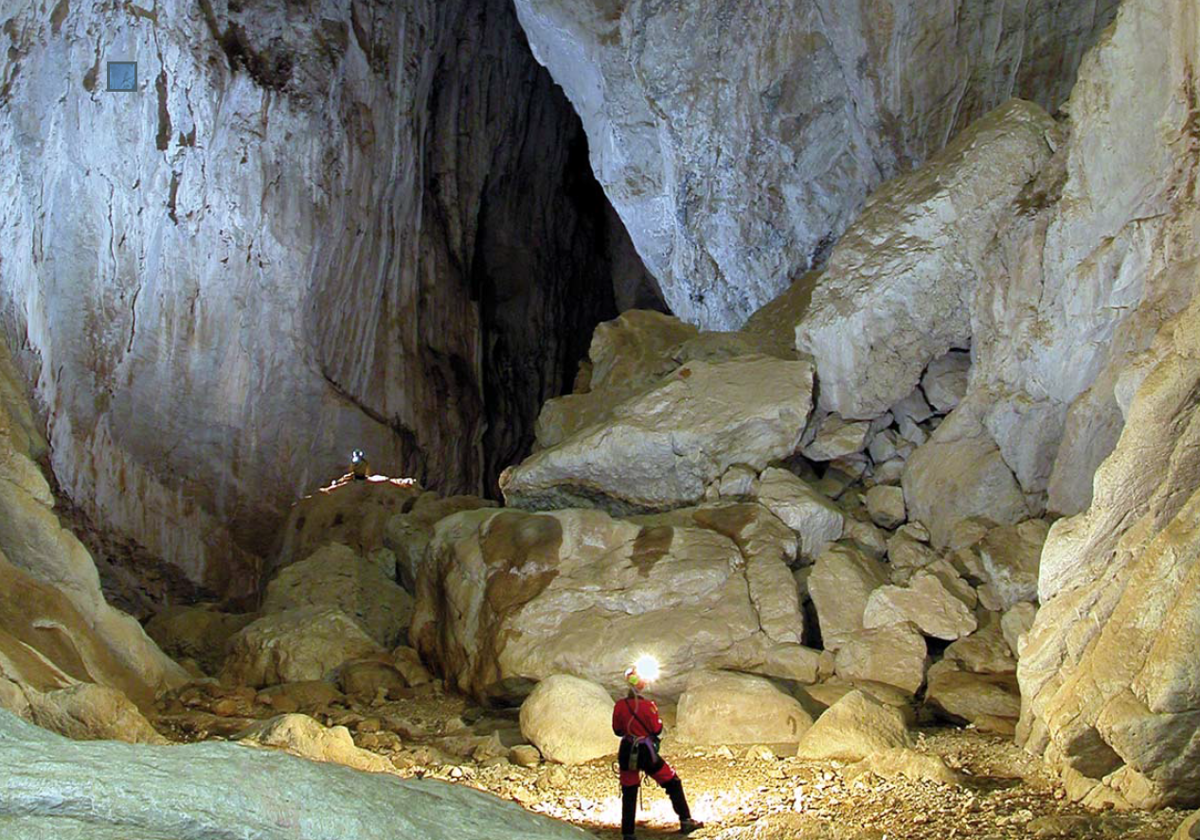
[612,691,701,839]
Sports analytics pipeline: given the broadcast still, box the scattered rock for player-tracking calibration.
[236,713,392,773]
[803,414,872,461]
[509,744,542,768]
[845,748,963,787]
[926,661,1020,730]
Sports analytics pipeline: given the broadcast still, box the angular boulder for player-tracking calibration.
[674,671,812,746]
[262,543,414,648]
[796,690,912,762]
[863,571,978,641]
[795,101,1060,418]
[926,661,1021,733]
[833,623,928,695]
[518,675,618,765]
[500,356,814,515]
[755,468,844,562]
[807,544,889,651]
[222,607,385,688]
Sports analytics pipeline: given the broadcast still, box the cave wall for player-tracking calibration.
[0,0,635,598]
[512,0,1121,329]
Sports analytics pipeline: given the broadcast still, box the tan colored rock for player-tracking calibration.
[863,571,977,641]
[943,614,1017,675]
[903,398,1031,548]
[808,543,889,650]
[339,661,411,703]
[256,682,344,714]
[412,506,812,701]
[500,356,814,515]
[236,714,392,773]
[926,660,1020,729]
[222,607,385,688]
[1172,812,1200,840]
[973,519,1049,610]
[865,486,906,530]
[262,543,413,648]
[272,478,423,580]
[845,748,963,787]
[834,623,927,695]
[391,647,434,687]
[675,671,812,747]
[802,414,871,462]
[1001,603,1037,659]
[717,465,759,498]
[796,690,912,762]
[756,468,844,562]
[144,607,254,676]
[509,744,542,767]
[886,531,937,573]
[27,684,166,745]
[842,518,888,560]
[383,494,496,591]
[519,675,618,765]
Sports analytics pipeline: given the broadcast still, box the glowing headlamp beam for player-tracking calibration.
[633,654,660,683]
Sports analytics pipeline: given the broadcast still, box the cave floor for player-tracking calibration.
[152,683,1189,840]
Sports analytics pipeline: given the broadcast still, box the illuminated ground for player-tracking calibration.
[154,682,1190,840]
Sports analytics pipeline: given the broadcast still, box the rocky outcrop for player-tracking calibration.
[0,709,592,840]
[512,0,1118,329]
[0,342,184,708]
[235,713,392,774]
[500,356,813,515]
[221,607,384,688]
[1014,0,1200,809]
[412,505,820,701]
[0,0,639,600]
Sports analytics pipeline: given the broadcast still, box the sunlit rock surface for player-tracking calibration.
[0,0,640,598]
[513,0,1118,328]
[0,710,592,840]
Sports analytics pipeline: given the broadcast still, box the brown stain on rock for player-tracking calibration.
[693,503,758,543]
[630,526,673,577]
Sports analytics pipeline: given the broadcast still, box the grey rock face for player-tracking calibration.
[0,710,590,840]
[513,0,1117,329]
[0,0,635,599]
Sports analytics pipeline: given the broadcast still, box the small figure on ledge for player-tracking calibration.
[350,449,370,481]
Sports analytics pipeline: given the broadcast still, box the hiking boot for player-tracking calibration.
[680,818,704,834]
[623,835,636,840]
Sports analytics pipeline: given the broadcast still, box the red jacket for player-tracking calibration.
[612,695,663,739]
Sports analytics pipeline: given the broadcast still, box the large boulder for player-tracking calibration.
[902,397,1032,548]
[796,690,912,762]
[794,100,1061,419]
[499,356,814,515]
[674,671,813,746]
[833,623,928,695]
[412,505,817,701]
[222,607,385,688]
[0,710,592,839]
[262,543,414,648]
[518,675,618,765]
[512,0,1115,328]
[807,544,889,651]
[926,661,1021,733]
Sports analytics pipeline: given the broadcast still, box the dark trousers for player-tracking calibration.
[618,739,691,836]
